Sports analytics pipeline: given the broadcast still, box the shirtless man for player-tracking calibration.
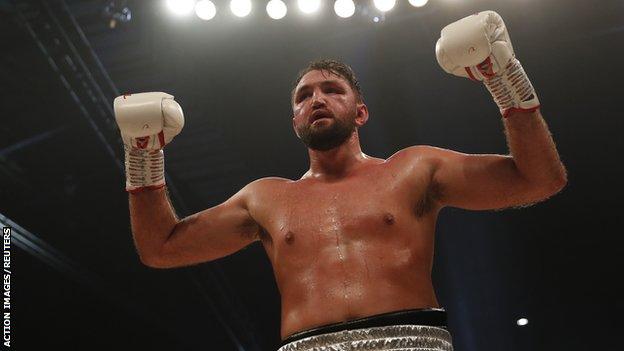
[114,12,566,351]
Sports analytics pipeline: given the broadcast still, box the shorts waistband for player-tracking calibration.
[281,308,448,346]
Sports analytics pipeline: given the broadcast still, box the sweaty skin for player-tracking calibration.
[128,69,566,340]
[247,153,442,338]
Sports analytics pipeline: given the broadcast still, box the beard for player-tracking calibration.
[296,114,356,151]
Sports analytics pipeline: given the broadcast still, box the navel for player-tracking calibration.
[383,213,395,225]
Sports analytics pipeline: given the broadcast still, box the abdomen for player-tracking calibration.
[277,230,439,339]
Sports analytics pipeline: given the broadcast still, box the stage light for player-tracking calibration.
[298,0,321,14]
[103,1,132,29]
[195,0,216,20]
[167,0,195,16]
[516,318,529,326]
[230,0,252,17]
[266,0,287,19]
[373,0,395,12]
[334,0,355,18]
[408,0,429,7]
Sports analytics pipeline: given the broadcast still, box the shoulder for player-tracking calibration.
[240,176,292,196]
[238,177,291,222]
[249,176,292,186]
[387,145,452,168]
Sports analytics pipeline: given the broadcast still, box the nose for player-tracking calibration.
[311,91,327,109]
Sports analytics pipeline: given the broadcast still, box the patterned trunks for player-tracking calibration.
[278,308,453,351]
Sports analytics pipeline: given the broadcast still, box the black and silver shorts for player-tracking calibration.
[278,308,453,351]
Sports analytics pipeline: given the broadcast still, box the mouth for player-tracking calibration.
[310,110,333,123]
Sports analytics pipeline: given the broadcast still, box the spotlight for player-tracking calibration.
[195,0,216,20]
[408,0,429,7]
[266,0,287,20]
[298,0,321,14]
[334,0,355,18]
[167,0,195,16]
[373,0,395,12]
[103,0,131,29]
[230,0,252,17]
[516,318,529,326]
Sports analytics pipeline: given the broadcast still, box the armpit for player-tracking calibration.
[255,225,272,245]
[414,171,444,218]
[239,215,262,241]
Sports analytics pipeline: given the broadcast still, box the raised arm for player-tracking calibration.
[427,12,567,210]
[422,114,566,211]
[113,92,259,268]
[130,184,259,269]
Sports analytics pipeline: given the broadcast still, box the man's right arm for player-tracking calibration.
[114,92,259,268]
[130,184,259,269]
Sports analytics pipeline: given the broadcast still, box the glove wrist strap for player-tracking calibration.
[483,57,540,117]
[124,147,165,193]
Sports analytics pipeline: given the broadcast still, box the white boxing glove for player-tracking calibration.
[113,92,184,193]
[436,11,540,117]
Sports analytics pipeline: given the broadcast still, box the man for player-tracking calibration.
[114,11,566,351]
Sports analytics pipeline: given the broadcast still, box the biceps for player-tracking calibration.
[434,153,538,210]
[159,201,259,266]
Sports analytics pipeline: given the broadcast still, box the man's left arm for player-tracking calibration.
[421,109,566,211]
[426,11,567,210]
[504,109,567,195]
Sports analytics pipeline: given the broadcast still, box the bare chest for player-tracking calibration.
[252,165,436,261]
[276,182,400,243]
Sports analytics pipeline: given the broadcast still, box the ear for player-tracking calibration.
[355,103,369,127]
[292,116,300,137]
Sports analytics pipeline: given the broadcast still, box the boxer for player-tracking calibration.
[115,11,566,350]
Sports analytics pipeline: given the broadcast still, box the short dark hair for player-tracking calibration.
[292,59,364,102]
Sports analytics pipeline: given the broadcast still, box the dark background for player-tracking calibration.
[1,0,623,350]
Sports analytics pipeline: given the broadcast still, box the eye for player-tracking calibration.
[297,93,310,102]
[325,86,343,94]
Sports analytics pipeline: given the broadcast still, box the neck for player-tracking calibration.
[305,132,370,180]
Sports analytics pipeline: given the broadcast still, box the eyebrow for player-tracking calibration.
[295,80,346,96]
